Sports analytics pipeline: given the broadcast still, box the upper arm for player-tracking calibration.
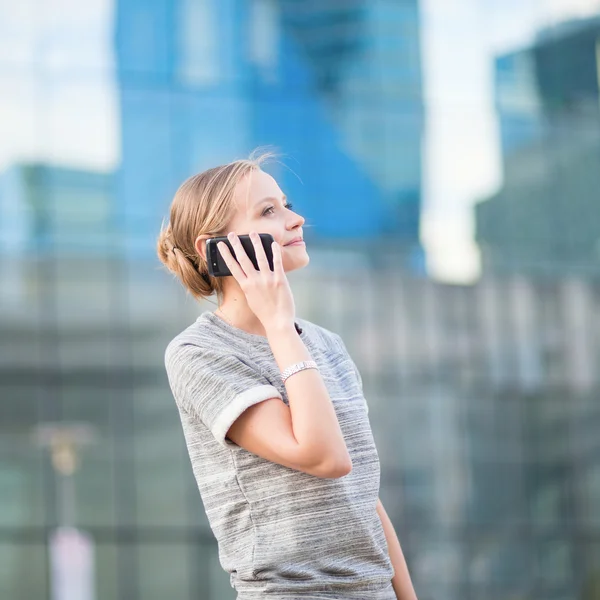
[226,398,350,479]
[165,341,348,479]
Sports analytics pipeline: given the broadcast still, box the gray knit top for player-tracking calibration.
[164,311,395,599]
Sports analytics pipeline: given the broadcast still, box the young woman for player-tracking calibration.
[157,152,418,600]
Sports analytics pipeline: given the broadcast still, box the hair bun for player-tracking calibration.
[157,151,274,300]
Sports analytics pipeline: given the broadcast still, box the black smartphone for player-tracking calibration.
[206,233,275,277]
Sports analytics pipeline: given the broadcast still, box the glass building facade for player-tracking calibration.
[477,15,600,274]
[115,0,424,254]
[473,13,600,600]
[1,2,600,600]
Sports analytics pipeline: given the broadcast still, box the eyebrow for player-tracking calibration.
[255,195,287,209]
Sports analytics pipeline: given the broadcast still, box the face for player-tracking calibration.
[219,169,309,273]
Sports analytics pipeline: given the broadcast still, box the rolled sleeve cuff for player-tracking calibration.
[212,385,283,448]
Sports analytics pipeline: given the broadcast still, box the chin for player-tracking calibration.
[283,252,310,273]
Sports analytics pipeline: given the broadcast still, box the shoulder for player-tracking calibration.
[164,312,246,370]
[165,315,208,356]
[295,317,345,354]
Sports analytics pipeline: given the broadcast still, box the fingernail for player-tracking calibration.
[227,232,234,240]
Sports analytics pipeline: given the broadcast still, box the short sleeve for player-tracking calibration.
[331,333,368,414]
[165,342,283,447]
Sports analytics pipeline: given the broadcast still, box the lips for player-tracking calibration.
[284,237,304,246]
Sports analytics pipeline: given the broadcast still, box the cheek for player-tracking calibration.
[258,226,284,247]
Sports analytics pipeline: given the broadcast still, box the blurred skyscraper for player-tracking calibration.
[115,0,424,260]
[472,16,600,600]
[476,16,600,275]
[0,164,114,257]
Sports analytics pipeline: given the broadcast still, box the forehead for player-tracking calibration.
[233,169,283,208]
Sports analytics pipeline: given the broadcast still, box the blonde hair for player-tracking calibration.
[157,150,275,301]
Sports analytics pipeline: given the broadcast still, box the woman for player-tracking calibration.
[157,152,418,600]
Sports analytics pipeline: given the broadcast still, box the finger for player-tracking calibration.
[228,232,256,274]
[250,231,270,272]
[217,241,247,282]
[272,241,284,276]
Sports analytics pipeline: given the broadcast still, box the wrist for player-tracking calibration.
[264,320,297,338]
[281,360,319,383]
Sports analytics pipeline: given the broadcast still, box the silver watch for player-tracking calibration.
[281,360,319,383]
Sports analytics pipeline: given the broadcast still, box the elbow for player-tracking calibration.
[296,444,353,479]
[315,455,353,479]
[329,458,353,479]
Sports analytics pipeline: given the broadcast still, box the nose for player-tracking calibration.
[287,209,305,230]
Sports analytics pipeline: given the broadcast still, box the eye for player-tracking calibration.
[262,203,293,216]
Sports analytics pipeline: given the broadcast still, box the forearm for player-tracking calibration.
[376,499,418,600]
[266,324,350,470]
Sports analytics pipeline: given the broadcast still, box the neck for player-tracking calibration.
[217,282,268,336]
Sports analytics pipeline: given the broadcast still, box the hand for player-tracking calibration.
[217,231,296,332]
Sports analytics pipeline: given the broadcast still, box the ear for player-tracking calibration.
[194,235,212,261]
